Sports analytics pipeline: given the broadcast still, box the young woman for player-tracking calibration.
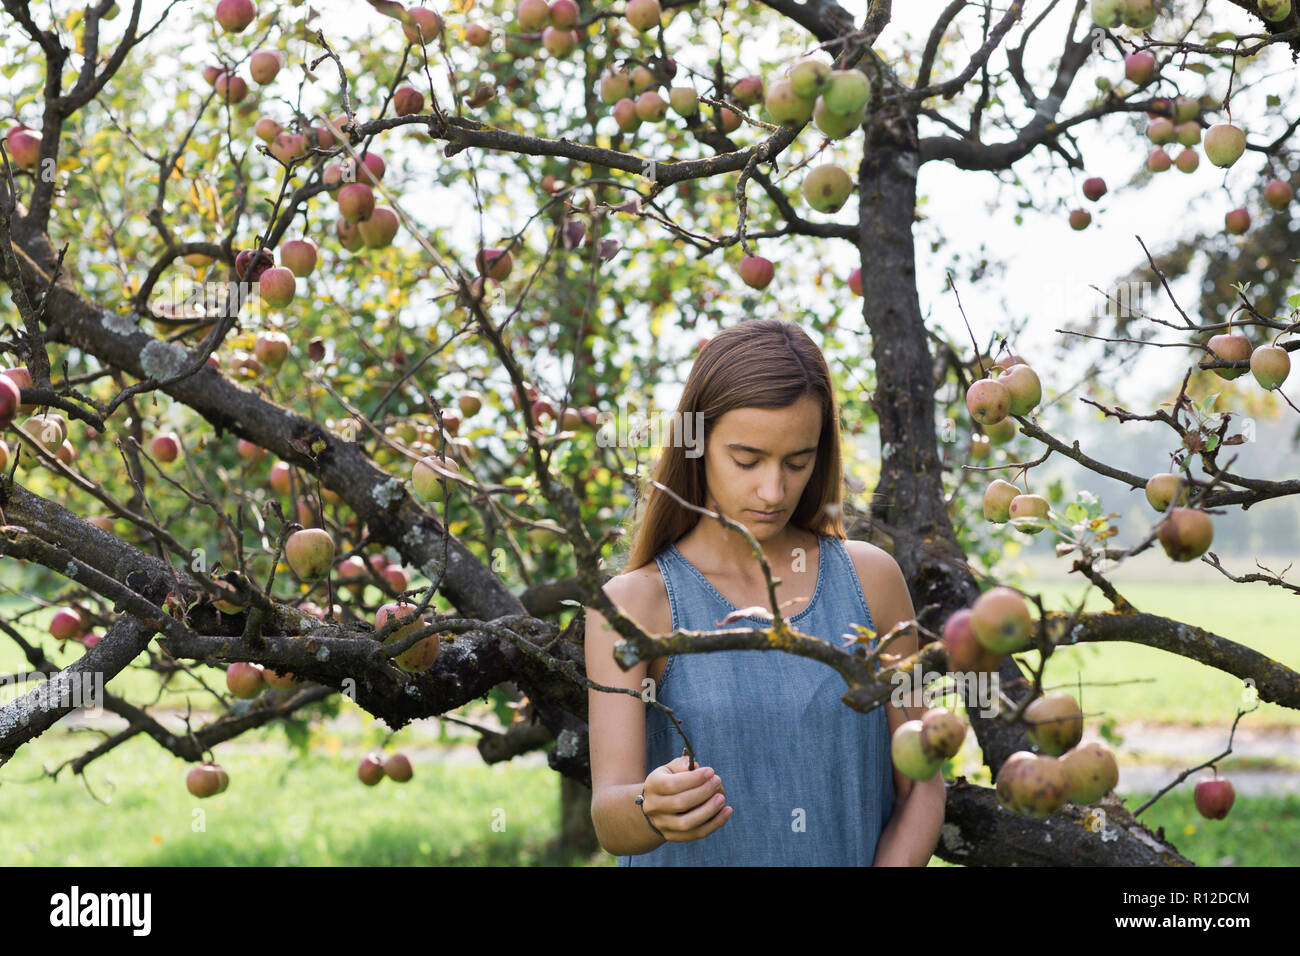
[585,319,946,866]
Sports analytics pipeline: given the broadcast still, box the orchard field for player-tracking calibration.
[1,0,1299,873]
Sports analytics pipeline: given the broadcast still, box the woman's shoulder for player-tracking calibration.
[838,536,900,577]
[599,559,673,635]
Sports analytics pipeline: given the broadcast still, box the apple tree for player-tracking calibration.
[0,0,1297,865]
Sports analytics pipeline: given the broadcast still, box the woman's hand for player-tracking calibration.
[641,754,733,842]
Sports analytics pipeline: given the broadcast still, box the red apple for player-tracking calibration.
[357,207,400,248]
[226,661,265,698]
[336,217,363,252]
[969,586,1034,654]
[848,267,862,296]
[1193,776,1234,819]
[1157,507,1213,561]
[1124,51,1156,85]
[249,49,284,85]
[279,238,318,277]
[1207,332,1251,379]
[253,116,282,143]
[269,461,293,494]
[731,75,764,107]
[1082,177,1107,201]
[1224,207,1250,235]
[1146,117,1176,144]
[383,565,410,592]
[6,127,41,170]
[516,0,550,32]
[1068,208,1091,231]
[254,330,291,368]
[258,266,297,308]
[0,375,22,428]
[357,151,386,185]
[625,0,660,31]
[1204,123,1246,168]
[214,72,248,104]
[269,132,308,165]
[477,247,513,279]
[375,601,440,673]
[1264,178,1293,210]
[941,607,1003,673]
[187,762,227,797]
[337,183,376,223]
[635,91,668,122]
[234,247,274,281]
[465,22,491,45]
[549,0,579,28]
[541,26,578,57]
[50,607,84,641]
[383,752,414,782]
[393,85,425,116]
[965,378,1010,425]
[358,753,385,786]
[151,432,181,463]
[215,0,256,33]
[402,6,442,42]
[286,528,335,580]
[737,255,774,290]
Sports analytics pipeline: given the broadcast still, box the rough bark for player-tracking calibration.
[938,779,1195,867]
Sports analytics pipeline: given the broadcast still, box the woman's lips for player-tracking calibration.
[749,509,782,520]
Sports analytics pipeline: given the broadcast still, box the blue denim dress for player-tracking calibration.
[618,533,896,866]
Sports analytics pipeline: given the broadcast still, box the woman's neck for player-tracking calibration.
[676,520,816,578]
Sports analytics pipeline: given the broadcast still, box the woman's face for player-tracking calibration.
[702,396,823,539]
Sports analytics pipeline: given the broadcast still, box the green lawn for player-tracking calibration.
[0,731,606,866]
[1007,575,1300,728]
[0,728,1288,866]
[1,577,1295,865]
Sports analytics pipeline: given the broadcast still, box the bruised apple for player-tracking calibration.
[940,608,1004,673]
[970,586,1034,654]
[890,719,942,780]
[1157,507,1213,561]
[1060,741,1119,804]
[1024,691,1084,756]
[919,708,965,761]
[375,602,440,673]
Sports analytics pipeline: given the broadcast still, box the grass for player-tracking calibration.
[1,575,1295,865]
[1,727,1288,865]
[0,731,606,866]
[1005,575,1300,729]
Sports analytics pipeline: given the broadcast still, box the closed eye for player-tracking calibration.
[735,460,811,471]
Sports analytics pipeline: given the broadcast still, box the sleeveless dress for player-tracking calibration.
[617,533,896,866]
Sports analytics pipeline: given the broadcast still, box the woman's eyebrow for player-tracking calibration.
[725,442,818,456]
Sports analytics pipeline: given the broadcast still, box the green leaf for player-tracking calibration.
[1206,434,1220,452]
[280,718,311,754]
[1065,502,1088,523]
[1184,63,1215,75]
[1287,293,1300,311]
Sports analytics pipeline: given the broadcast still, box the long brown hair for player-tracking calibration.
[621,319,846,572]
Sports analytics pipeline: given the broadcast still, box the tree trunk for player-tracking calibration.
[559,775,601,859]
